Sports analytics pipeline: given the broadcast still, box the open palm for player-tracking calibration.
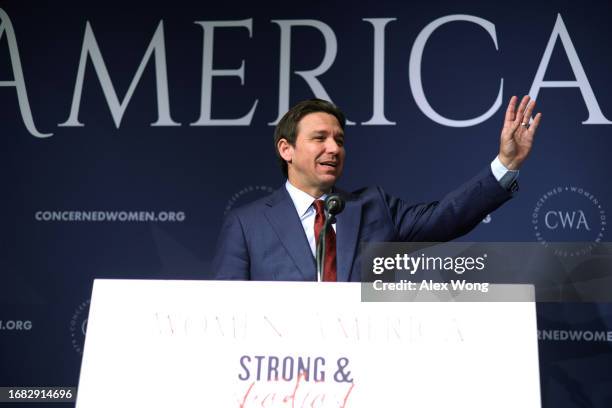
[499,95,542,170]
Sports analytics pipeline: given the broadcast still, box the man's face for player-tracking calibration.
[280,112,345,197]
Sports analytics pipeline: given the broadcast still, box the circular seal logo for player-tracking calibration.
[224,185,275,216]
[69,299,90,355]
[532,186,606,256]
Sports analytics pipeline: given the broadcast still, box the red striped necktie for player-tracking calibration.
[313,200,337,282]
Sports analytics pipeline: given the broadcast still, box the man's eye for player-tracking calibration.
[336,139,344,146]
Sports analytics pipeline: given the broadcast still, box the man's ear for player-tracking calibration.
[277,138,293,163]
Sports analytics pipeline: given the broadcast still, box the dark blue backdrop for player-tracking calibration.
[2,0,612,406]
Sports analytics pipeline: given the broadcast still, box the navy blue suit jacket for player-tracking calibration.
[212,167,513,281]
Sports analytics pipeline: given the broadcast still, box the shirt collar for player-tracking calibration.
[285,180,328,219]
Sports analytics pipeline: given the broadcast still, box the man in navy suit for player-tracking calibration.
[212,97,542,281]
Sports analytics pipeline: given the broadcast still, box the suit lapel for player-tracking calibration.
[335,189,362,282]
[264,187,315,281]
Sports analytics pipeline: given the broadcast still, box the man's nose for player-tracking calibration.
[324,138,340,153]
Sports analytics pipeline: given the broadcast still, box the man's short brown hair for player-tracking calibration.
[274,98,346,177]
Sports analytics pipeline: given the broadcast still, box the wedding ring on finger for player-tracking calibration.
[521,122,529,128]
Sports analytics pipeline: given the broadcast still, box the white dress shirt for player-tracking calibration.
[285,181,336,258]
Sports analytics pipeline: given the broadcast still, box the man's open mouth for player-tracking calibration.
[319,161,337,168]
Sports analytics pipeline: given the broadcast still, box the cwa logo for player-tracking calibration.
[69,299,90,355]
[544,210,590,231]
[532,186,606,256]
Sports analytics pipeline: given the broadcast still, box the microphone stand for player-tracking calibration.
[316,209,336,282]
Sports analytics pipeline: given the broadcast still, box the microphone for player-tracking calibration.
[316,194,345,282]
[325,194,345,216]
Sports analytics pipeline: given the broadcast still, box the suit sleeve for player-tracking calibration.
[211,212,251,280]
[383,167,513,242]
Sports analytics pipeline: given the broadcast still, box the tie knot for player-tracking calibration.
[313,199,325,215]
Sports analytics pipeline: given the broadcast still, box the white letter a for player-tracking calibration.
[0,8,51,137]
[529,14,611,124]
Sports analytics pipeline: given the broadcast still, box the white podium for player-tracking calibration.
[76,280,541,407]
